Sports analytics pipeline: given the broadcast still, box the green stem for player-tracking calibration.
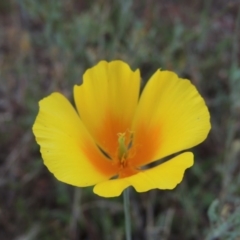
[123,188,132,240]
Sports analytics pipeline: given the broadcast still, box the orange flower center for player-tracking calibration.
[114,131,140,178]
[92,114,161,179]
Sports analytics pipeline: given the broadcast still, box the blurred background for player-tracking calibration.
[0,0,240,239]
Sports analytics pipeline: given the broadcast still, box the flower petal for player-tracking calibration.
[74,60,140,159]
[93,152,193,197]
[131,70,210,166]
[33,93,117,187]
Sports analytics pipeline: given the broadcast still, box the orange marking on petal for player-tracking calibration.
[95,110,132,160]
[118,166,139,178]
[82,138,119,176]
[130,123,162,167]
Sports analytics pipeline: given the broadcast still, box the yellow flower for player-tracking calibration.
[33,60,211,197]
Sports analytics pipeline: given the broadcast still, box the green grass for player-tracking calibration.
[0,0,240,239]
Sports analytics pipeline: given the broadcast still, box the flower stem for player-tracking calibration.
[123,188,132,240]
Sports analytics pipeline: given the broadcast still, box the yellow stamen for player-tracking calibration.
[117,133,128,162]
